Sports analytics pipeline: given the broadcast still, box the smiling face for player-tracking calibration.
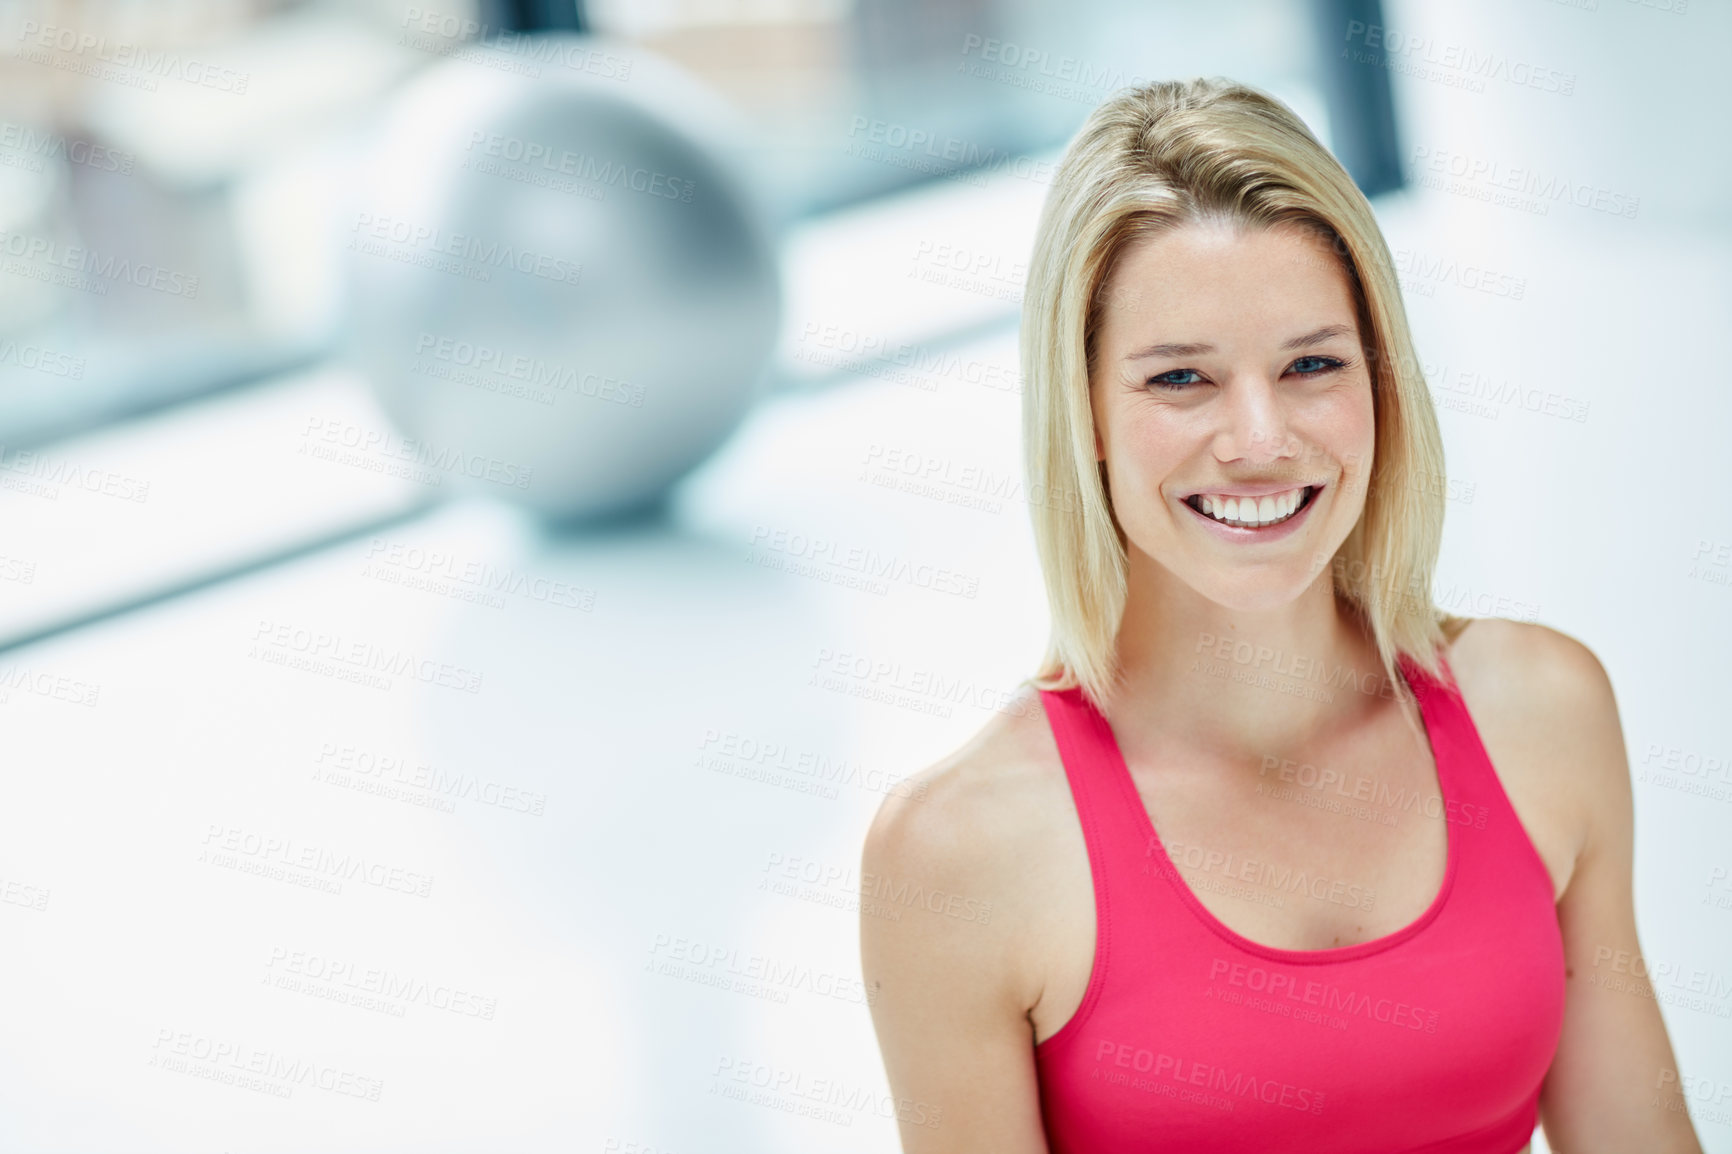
[1089,217,1376,612]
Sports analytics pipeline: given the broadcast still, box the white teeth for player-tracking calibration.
[1195,487,1308,528]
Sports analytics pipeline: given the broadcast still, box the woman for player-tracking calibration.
[860,78,1704,1154]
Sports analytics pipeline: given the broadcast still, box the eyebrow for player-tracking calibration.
[1122,323,1356,362]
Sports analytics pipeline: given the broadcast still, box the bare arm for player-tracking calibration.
[1524,630,1704,1152]
[860,766,1053,1153]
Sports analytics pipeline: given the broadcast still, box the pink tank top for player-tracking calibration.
[1034,652,1565,1153]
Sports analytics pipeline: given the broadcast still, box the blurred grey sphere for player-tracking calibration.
[342,34,781,522]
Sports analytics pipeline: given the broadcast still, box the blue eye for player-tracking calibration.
[1289,355,1344,376]
[1146,369,1201,391]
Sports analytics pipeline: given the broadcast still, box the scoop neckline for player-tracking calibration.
[1087,653,1459,965]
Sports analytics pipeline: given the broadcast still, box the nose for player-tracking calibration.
[1212,374,1302,467]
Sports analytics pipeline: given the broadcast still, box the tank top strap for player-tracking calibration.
[1396,649,1534,862]
[1039,686,1155,875]
[1397,649,1485,806]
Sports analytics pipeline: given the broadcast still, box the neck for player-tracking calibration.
[1103,546,1400,764]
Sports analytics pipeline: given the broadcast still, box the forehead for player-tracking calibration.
[1097,220,1358,343]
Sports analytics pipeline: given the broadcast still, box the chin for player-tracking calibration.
[1200,583,1313,614]
[1180,563,1322,612]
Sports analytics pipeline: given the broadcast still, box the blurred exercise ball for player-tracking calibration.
[341,35,782,522]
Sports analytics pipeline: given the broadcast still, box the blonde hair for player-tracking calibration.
[1018,76,1469,716]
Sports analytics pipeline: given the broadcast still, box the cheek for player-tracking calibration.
[1109,408,1191,482]
[1301,379,1376,486]
[1103,410,1196,524]
[1342,383,1377,456]
[1287,369,1372,434]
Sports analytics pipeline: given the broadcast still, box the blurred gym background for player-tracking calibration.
[0,0,1727,1150]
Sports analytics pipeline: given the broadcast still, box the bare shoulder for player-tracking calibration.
[1447,616,1615,705]
[860,684,1072,992]
[860,684,1075,1149]
[862,683,1070,896]
[1445,616,1631,890]
[1447,616,1624,763]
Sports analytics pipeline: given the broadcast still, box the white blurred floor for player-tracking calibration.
[2,7,1730,1148]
